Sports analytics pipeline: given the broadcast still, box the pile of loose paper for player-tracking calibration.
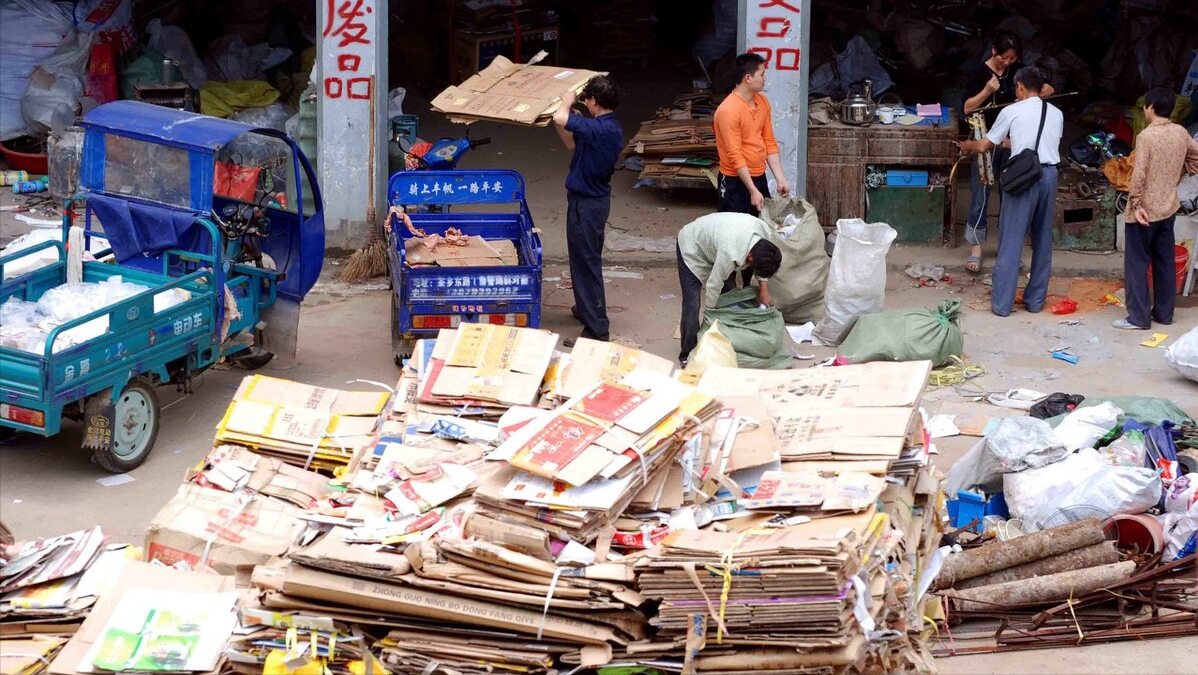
[23,323,946,675]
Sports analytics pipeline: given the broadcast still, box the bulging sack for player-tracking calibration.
[837,299,963,367]
[700,287,790,370]
[811,219,896,346]
[757,197,830,324]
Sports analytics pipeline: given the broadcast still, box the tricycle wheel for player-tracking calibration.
[85,377,160,473]
[390,291,413,366]
[231,347,275,370]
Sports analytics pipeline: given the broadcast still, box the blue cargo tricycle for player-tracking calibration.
[0,101,324,471]
[385,170,542,363]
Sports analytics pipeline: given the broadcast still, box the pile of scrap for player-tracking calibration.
[212,375,391,472]
[431,53,606,127]
[624,92,720,189]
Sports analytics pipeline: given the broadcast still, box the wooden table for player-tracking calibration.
[806,114,960,244]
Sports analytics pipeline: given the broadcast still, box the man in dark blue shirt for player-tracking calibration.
[553,76,622,346]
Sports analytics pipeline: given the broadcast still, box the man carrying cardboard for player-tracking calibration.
[553,76,623,347]
[676,212,782,367]
[713,53,791,216]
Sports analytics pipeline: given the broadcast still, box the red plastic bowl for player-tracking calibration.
[1,136,49,175]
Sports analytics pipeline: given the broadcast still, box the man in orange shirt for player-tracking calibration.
[713,53,791,216]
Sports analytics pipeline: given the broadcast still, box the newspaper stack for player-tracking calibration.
[213,375,391,472]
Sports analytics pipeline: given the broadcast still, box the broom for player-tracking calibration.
[337,211,396,282]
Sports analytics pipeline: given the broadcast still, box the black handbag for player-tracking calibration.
[1000,99,1047,195]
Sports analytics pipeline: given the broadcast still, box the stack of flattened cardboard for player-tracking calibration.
[403,235,520,268]
[431,52,607,127]
[624,92,720,187]
[213,375,390,472]
[0,529,134,639]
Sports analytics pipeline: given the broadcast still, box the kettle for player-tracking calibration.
[840,79,877,126]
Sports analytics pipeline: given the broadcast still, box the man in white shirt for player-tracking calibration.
[960,66,1063,316]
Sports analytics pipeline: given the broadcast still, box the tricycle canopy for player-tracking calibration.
[77,100,324,301]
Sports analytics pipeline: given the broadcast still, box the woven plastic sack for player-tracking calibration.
[837,299,963,367]
[758,197,829,324]
[700,287,790,370]
[811,219,896,346]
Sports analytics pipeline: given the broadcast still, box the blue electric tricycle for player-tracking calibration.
[385,170,542,363]
[0,101,324,471]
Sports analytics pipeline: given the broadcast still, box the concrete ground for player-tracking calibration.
[3,71,1197,674]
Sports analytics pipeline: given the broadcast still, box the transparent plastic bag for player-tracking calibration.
[20,30,94,136]
[1164,326,1198,383]
[686,320,738,374]
[945,416,1071,495]
[811,218,897,346]
[146,18,207,88]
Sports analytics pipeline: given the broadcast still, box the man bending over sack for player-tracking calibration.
[676,212,782,367]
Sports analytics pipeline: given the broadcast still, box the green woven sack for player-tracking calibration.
[699,287,791,370]
[838,299,964,367]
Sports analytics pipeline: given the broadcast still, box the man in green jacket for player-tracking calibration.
[676,212,781,367]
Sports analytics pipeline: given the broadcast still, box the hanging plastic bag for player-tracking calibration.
[699,287,790,370]
[146,18,207,88]
[686,320,738,374]
[836,299,964,366]
[757,197,830,324]
[20,30,95,137]
[1052,401,1122,452]
[1164,326,1198,383]
[811,219,896,346]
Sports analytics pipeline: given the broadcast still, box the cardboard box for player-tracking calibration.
[144,483,304,574]
[432,53,607,127]
[49,562,235,675]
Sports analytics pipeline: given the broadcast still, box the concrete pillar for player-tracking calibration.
[316,0,388,252]
[738,0,811,196]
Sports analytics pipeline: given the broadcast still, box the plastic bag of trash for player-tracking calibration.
[1059,465,1162,520]
[1164,326,1198,383]
[1102,428,1147,467]
[699,287,790,370]
[20,30,94,137]
[1030,392,1085,419]
[146,18,207,88]
[1165,474,1198,514]
[811,219,896,346]
[945,417,1071,495]
[1160,500,1198,562]
[1052,402,1122,451]
[836,299,964,367]
[686,320,738,374]
[1004,448,1108,527]
[757,197,829,324]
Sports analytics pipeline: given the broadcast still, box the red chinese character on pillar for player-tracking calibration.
[323,0,373,48]
[759,0,801,13]
[338,54,362,72]
[347,77,372,99]
[324,77,344,98]
[757,17,791,38]
[748,47,773,68]
[775,48,801,70]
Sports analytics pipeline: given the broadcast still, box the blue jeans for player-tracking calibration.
[566,192,610,339]
[966,148,1010,246]
[992,166,1058,316]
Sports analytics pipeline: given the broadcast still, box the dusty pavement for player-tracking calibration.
[3,72,1198,673]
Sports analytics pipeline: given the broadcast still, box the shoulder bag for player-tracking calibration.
[1000,99,1048,195]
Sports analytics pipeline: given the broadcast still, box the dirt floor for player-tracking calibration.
[2,72,1197,673]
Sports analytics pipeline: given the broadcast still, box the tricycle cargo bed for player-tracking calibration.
[0,253,215,436]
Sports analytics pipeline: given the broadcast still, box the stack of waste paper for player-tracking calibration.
[623,92,720,187]
[212,375,391,472]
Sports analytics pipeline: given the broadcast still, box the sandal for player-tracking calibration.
[965,255,981,273]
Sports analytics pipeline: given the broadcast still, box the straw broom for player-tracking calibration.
[337,212,394,282]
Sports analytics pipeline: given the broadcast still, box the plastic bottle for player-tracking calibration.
[12,176,49,194]
[0,170,29,186]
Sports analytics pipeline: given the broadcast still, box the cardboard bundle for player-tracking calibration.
[415,324,559,415]
[431,52,607,127]
[213,375,390,472]
[0,636,67,674]
[623,92,721,186]
[403,235,520,268]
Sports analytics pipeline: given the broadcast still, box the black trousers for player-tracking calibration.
[1124,215,1176,328]
[717,172,771,216]
[567,192,611,339]
[677,243,703,363]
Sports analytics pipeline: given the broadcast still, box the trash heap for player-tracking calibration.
[930,393,1198,654]
[19,326,955,675]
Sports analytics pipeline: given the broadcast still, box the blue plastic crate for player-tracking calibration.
[886,169,929,187]
[947,491,1009,533]
[391,114,419,145]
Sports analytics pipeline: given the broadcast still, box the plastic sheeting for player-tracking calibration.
[809,36,893,98]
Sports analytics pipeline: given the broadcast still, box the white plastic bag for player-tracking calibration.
[20,29,94,137]
[944,416,1070,495]
[0,0,74,140]
[147,18,207,88]
[812,218,896,346]
[1164,326,1198,383]
[1159,500,1198,561]
[686,320,738,374]
[1165,473,1198,514]
[1003,448,1107,527]
[1052,401,1122,451]
[1059,466,1162,519]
